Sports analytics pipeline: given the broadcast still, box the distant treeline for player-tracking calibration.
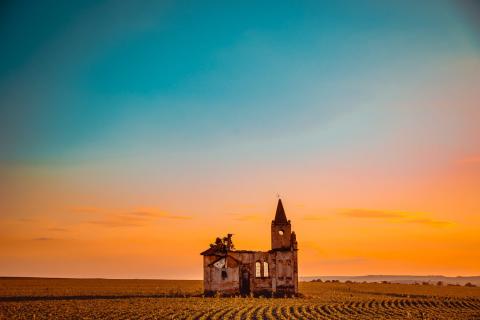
[302,275,480,286]
[309,279,477,287]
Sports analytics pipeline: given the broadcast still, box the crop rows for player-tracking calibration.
[2,280,479,319]
[183,298,480,320]
[1,297,480,319]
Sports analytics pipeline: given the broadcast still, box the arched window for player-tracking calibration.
[263,262,269,277]
[255,261,261,278]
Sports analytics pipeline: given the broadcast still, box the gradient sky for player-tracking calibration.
[1,0,479,279]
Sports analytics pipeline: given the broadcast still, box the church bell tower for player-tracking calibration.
[271,198,292,250]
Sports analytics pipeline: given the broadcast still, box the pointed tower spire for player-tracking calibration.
[274,198,288,224]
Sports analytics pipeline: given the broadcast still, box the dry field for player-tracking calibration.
[1,278,479,319]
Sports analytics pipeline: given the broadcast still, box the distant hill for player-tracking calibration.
[300,275,480,286]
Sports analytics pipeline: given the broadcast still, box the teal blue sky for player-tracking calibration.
[0,0,479,163]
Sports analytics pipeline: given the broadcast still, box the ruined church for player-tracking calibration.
[200,199,298,296]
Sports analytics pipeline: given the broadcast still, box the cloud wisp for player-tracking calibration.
[340,209,405,219]
[303,214,328,221]
[406,218,451,226]
[71,207,104,214]
[232,214,262,222]
[339,209,452,227]
[84,207,192,228]
[48,227,69,232]
[459,155,480,164]
[32,237,54,241]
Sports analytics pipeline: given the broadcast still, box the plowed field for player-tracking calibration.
[1,278,479,319]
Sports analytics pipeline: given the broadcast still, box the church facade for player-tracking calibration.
[200,199,298,296]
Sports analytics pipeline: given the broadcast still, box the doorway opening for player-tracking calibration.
[240,267,250,296]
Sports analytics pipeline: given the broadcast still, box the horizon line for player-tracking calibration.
[2,274,479,280]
